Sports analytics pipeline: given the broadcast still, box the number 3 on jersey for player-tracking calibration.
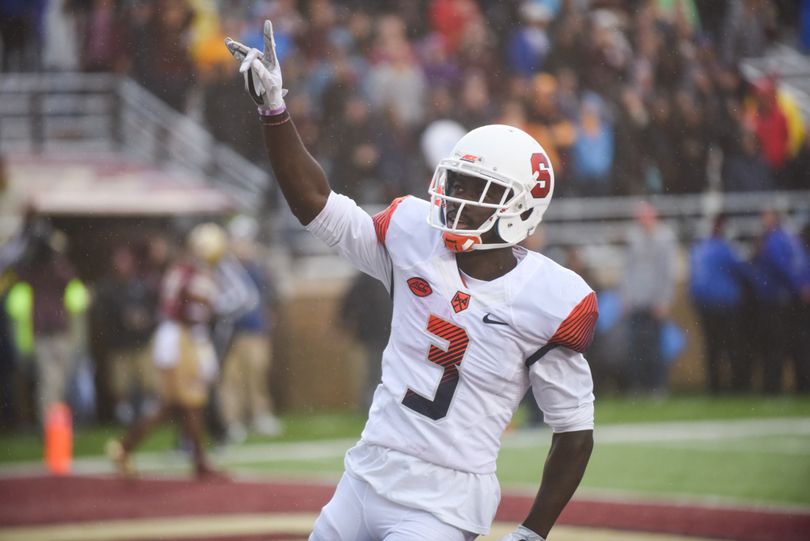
[402,315,469,421]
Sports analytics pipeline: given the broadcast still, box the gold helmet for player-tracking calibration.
[188,222,227,264]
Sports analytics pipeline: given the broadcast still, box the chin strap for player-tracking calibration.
[443,232,482,253]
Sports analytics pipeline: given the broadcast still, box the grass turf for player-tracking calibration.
[1,395,808,507]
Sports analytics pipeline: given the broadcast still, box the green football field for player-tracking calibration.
[2,395,809,509]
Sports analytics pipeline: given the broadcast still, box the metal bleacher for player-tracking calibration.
[0,72,270,214]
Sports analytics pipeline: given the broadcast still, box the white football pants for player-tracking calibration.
[310,472,478,541]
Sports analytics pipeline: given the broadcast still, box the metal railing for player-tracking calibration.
[0,72,269,213]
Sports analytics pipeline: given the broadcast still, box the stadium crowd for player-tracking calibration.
[1,0,810,199]
[1,0,810,439]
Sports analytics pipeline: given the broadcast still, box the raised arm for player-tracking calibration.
[226,21,330,226]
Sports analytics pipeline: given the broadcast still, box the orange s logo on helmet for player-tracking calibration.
[407,277,433,297]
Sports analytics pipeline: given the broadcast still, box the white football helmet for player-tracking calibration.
[427,124,554,252]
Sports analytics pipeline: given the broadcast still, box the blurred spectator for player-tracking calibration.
[0,0,43,72]
[802,0,810,52]
[669,90,710,194]
[748,77,790,188]
[121,0,156,89]
[656,0,701,31]
[42,0,80,71]
[429,0,482,56]
[620,202,678,396]
[643,92,678,194]
[525,73,576,193]
[570,92,614,197]
[695,0,730,45]
[217,216,283,442]
[418,33,462,89]
[776,86,807,163]
[205,224,265,444]
[507,2,553,78]
[107,223,227,479]
[81,0,126,72]
[497,97,531,132]
[750,208,810,394]
[2,208,36,427]
[786,133,810,191]
[720,0,773,67]
[244,0,304,59]
[554,66,581,120]
[580,8,632,100]
[366,14,428,130]
[340,271,393,410]
[148,0,196,112]
[95,246,159,425]
[198,13,266,162]
[715,86,748,160]
[329,96,383,204]
[454,69,496,131]
[308,31,368,131]
[0,173,28,427]
[0,268,17,428]
[545,0,588,78]
[688,214,752,393]
[14,227,77,425]
[295,0,337,64]
[611,86,649,195]
[722,131,775,192]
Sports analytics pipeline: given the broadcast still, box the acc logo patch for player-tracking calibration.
[451,291,471,313]
[407,277,433,297]
[460,154,478,163]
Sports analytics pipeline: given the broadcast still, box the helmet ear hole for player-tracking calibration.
[521,208,534,221]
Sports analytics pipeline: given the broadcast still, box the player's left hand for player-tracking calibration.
[496,525,545,541]
[225,20,287,115]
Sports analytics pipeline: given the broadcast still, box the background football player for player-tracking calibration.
[226,21,597,541]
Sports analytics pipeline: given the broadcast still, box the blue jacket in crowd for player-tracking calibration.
[751,227,810,306]
[689,236,749,309]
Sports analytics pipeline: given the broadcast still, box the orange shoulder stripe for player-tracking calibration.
[548,291,599,353]
[372,196,408,246]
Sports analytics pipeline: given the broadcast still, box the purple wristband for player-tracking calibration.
[257,104,287,116]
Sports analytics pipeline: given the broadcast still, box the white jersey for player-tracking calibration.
[307,193,597,534]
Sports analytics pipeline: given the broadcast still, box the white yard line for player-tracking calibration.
[1,418,808,477]
[501,417,810,448]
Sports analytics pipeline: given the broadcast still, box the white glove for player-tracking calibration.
[496,525,545,541]
[225,20,287,115]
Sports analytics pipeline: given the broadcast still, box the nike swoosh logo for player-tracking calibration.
[483,314,508,326]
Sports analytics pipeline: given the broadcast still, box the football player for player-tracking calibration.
[226,21,598,541]
[107,223,226,480]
